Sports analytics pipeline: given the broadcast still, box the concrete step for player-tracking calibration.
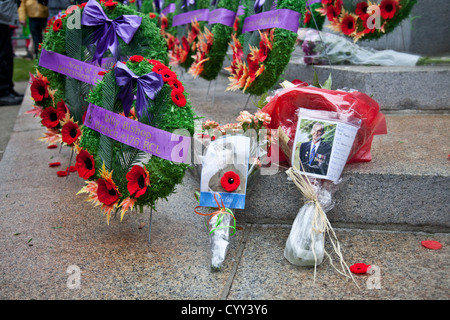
[177,69,450,232]
[221,48,450,112]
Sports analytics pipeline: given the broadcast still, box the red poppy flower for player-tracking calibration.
[171,89,186,107]
[41,107,60,128]
[75,149,95,179]
[152,63,170,74]
[61,120,81,145]
[97,178,119,205]
[148,59,162,66]
[47,144,58,149]
[321,0,333,5]
[149,12,156,19]
[326,5,341,21]
[220,171,241,192]
[57,170,68,177]
[53,19,63,32]
[30,78,49,102]
[340,14,358,35]
[421,240,442,250]
[98,70,109,76]
[126,165,150,198]
[56,100,68,119]
[380,0,397,19]
[350,263,371,274]
[104,0,118,8]
[304,10,311,24]
[355,1,369,16]
[49,162,61,167]
[168,79,184,93]
[129,55,144,63]
[154,67,177,82]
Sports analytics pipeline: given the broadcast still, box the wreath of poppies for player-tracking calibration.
[166,0,210,71]
[29,0,168,149]
[316,0,417,42]
[225,0,306,96]
[188,0,241,81]
[76,56,196,223]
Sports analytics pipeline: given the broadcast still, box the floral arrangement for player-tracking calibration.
[28,0,168,151]
[316,0,417,42]
[166,0,210,71]
[224,0,306,96]
[188,0,241,81]
[76,56,197,223]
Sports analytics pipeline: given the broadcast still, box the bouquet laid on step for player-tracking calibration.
[193,110,272,271]
[261,81,387,281]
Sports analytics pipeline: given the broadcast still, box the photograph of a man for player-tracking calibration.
[297,122,333,176]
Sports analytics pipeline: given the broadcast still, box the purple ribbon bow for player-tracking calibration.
[81,0,142,65]
[115,63,164,119]
[254,0,265,13]
[154,0,164,13]
[182,0,195,8]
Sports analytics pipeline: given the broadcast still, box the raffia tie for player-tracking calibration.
[286,167,358,287]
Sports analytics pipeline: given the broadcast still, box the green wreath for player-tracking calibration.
[77,56,197,223]
[30,0,168,147]
[168,0,210,71]
[316,0,417,42]
[225,0,306,96]
[188,0,241,81]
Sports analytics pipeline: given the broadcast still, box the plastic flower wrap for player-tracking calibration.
[261,82,387,283]
[295,28,420,66]
[192,110,272,271]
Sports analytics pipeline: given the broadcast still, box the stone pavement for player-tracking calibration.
[0,70,448,303]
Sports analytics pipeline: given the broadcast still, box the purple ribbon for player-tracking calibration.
[306,0,321,5]
[115,63,164,119]
[172,9,210,26]
[84,103,191,163]
[81,0,142,64]
[242,9,300,33]
[38,48,106,86]
[162,3,176,15]
[209,8,236,27]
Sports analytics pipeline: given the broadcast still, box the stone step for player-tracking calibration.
[177,69,450,232]
[221,49,450,112]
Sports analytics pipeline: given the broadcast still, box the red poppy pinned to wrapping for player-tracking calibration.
[350,263,371,274]
[421,240,442,250]
[220,171,241,192]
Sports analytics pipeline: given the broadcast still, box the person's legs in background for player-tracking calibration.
[28,17,47,57]
[0,23,23,106]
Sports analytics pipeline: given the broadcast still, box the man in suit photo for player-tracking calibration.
[298,122,332,176]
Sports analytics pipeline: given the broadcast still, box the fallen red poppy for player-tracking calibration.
[56,170,68,177]
[68,166,77,173]
[49,162,61,167]
[421,240,442,250]
[349,263,371,274]
[47,144,58,149]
